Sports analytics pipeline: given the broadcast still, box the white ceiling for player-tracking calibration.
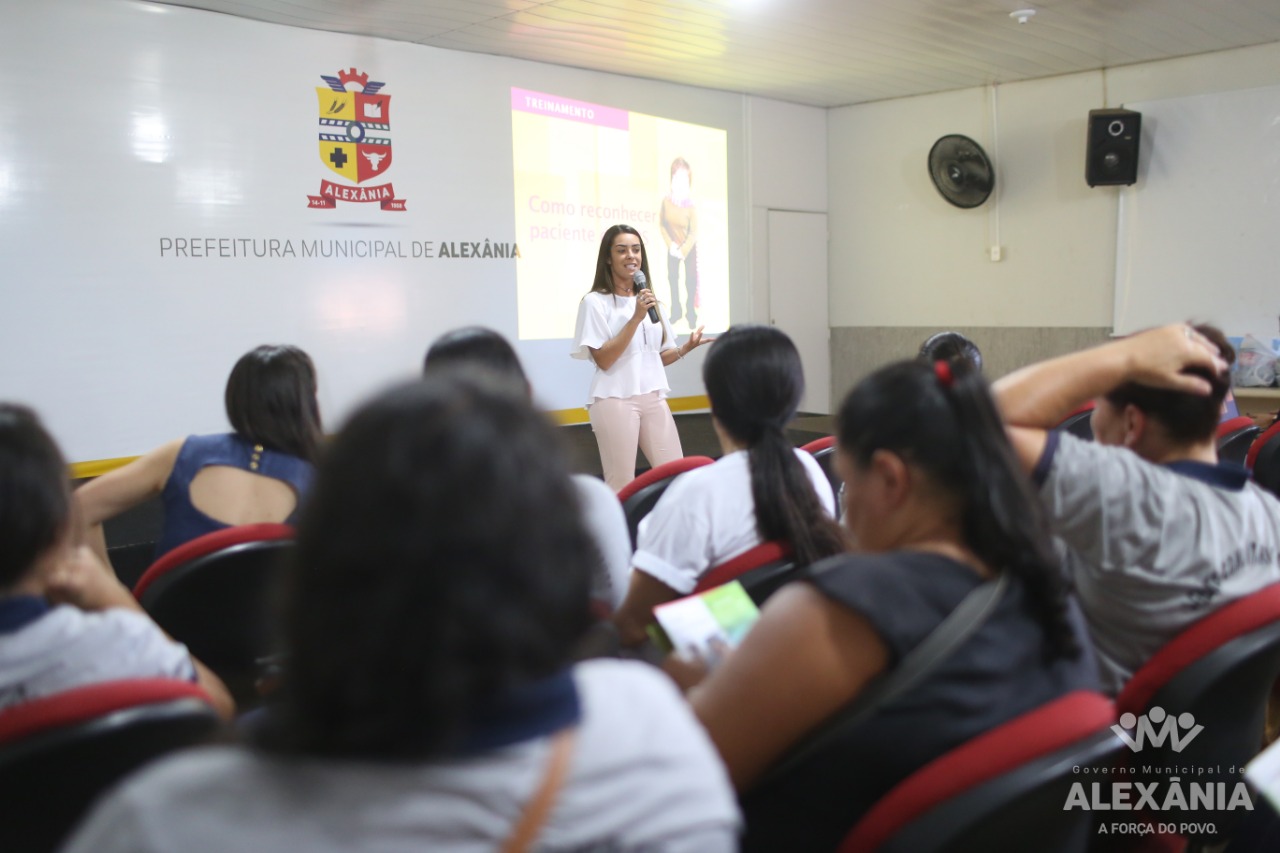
[155,0,1280,107]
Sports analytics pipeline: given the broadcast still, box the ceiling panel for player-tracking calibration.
[155,0,1280,106]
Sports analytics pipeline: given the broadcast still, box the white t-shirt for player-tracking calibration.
[0,601,196,710]
[571,291,677,405]
[571,473,633,608]
[633,448,837,594]
[62,659,741,853]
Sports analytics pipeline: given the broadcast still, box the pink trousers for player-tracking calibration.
[589,391,685,491]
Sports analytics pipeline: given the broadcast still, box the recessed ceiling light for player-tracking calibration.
[1010,9,1037,24]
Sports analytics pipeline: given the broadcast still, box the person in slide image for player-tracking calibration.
[659,157,699,328]
[61,374,740,853]
[75,345,321,566]
[572,224,710,491]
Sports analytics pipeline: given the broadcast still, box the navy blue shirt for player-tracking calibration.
[157,433,313,558]
[740,551,1098,852]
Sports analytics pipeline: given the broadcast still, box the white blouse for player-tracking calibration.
[571,291,678,405]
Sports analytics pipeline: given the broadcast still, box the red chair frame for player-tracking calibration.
[694,540,796,603]
[616,456,714,548]
[134,523,295,706]
[1217,416,1261,467]
[0,678,219,853]
[840,691,1120,853]
[800,436,840,507]
[1114,582,1280,845]
[1246,420,1280,472]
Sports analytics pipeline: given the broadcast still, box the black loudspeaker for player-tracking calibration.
[1085,109,1141,187]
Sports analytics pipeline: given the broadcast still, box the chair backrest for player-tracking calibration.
[1246,420,1280,471]
[134,523,295,705]
[800,436,840,507]
[840,691,1121,853]
[1247,421,1280,497]
[1218,416,1261,466]
[0,678,219,853]
[1115,582,1280,842]
[693,540,796,603]
[1053,402,1096,441]
[616,456,714,548]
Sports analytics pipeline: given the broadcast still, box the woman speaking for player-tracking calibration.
[573,224,709,491]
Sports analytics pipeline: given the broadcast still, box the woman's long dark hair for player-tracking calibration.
[224,345,323,463]
[703,325,846,567]
[590,224,652,296]
[837,359,1079,662]
[256,375,595,760]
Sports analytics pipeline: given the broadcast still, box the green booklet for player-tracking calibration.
[650,581,761,667]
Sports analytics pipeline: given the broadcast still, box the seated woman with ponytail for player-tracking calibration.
[687,357,1098,852]
[611,325,844,646]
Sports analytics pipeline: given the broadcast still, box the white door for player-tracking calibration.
[767,210,830,413]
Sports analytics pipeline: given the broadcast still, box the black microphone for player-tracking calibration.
[633,270,659,324]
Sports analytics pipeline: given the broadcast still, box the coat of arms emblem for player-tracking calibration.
[308,68,406,211]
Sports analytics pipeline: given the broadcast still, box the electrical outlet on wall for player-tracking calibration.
[989,245,1003,262]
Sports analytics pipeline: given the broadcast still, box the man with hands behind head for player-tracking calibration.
[994,324,1280,695]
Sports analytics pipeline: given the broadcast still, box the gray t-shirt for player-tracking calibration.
[1039,432,1280,694]
[62,659,741,853]
[0,599,196,710]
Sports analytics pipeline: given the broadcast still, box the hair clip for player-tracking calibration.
[934,360,954,388]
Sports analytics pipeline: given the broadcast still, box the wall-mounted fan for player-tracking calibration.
[928,135,994,208]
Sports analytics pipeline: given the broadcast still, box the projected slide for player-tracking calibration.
[512,88,729,341]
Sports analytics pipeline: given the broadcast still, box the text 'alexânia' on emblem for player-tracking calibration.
[308,68,407,211]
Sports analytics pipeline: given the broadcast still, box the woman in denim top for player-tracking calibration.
[77,345,321,564]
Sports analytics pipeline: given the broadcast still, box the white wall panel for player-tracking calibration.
[828,40,1280,332]
[0,0,750,461]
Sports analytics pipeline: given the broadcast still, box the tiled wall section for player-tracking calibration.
[831,326,1114,402]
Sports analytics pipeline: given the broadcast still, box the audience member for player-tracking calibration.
[612,324,843,645]
[687,357,1096,851]
[424,326,632,607]
[995,322,1280,694]
[0,404,233,717]
[62,375,739,853]
[76,345,321,565]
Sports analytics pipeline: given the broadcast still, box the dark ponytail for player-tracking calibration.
[837,359,1079,662]
[703,326,846,566]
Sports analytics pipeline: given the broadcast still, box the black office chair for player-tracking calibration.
[615,456,715,548]
[800,436,840,508]
[1054,402,1096,441]
[840,691,1122,852]
[694,540,798,605]
[1116,583,1280,846]
[1218,416,1262,467]
[1248,421,1280,498]
[0,678,220,853]
[134,523,295,707]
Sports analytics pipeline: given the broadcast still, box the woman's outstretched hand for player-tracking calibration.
[685,325,714,354]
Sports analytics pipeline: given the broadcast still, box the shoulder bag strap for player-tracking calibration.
[500,727,577,853]
[767,571,1009,779]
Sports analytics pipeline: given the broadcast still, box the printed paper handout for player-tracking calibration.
[652,581,760,667]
